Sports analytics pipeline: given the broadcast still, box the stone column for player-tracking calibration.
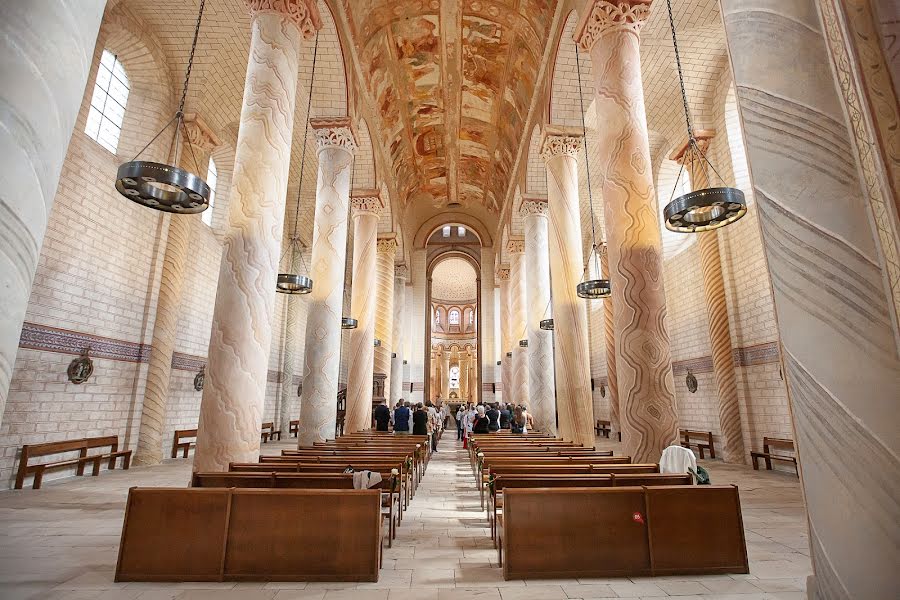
[722,0,900,594]
[278,243,306,433]
[136,115,218,466]
[497,267,511,404]
[441,353,450,400]
[0,0,106,423]
[375,236,397,403]
[344,192,382,434]
[460,353,469,401]
[508,240,531,410]
[194,1,319,472]
[540,128,595,447]
[521,197,557,434]
[574,2,679,461]
[670,131,745,463]
[389,264,408,406]
[297,117,357,446]
[599,246,620,438]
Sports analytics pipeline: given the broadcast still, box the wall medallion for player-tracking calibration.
[600,383,606,398]
[686,370,698,394]
[67,348,93,384]
[194,365,205,391]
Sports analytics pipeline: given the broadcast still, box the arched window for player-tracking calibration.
[434,309,440,326]
[449,309,460,325]
[85,50,129,153]
[469,310,475,325]
[203,158,217,226]
[449,365,460,389]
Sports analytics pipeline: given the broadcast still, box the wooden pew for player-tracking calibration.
[170,428,197,458]
[115,487,381,582]
[595,419,611,438]
[750,437,798,475]
[680,429,716,459]
[260,422,281,443]
[497,485,747,579]
[15,436,132,490]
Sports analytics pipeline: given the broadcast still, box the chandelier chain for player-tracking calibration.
[574,43,601,281]
[666,0,694,143]
[178,0,206,116]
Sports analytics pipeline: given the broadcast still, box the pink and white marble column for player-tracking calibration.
[389,264,408,406]
[508,240,530,410]
[374,236,397,404]
[193,0,320,472]
[540,127,595,447]
[520,196,557,434]
[575,1,679,461]
[344,192,382,434]
[296,117,357,445]
[496,266,512,404]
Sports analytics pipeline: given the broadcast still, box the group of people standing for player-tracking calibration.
[373,398,449,452]
[455,402,533,447]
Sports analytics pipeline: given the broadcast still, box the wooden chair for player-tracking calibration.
[289,419,299,437]
[15,436,132,489]
[171,428,197,458]
[680,429,716,459]
[750,437,798,475]
[260,422,281,443]
[595,419,611,438]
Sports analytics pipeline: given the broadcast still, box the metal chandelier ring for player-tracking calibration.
[664,186,747,233]
[116,161,211,214]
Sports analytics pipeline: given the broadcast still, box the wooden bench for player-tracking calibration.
[750,437,798,475]
[595,419,611,438]
[680,429,716,459]
[115,487,381,582]
[15,436,132,489]
[170,428,197,458]
[260,422,281,443]
[497,485,747,579]
[289,419,299,437]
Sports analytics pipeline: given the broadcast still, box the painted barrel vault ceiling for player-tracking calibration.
[342,0,558,237]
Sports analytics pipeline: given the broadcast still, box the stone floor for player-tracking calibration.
[0,436,811,599]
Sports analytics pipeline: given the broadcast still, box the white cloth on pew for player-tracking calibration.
[352,470,383,489]
[660,445,697,476]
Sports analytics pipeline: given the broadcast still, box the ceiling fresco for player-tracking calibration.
[343,0,558,236]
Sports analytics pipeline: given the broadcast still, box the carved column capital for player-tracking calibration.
[540,125,584,162]
[519,195,550,218]
[310,116,358,155]
[350,190,383,216]
[506,236,525,254]
[244,0,322,39]
[182,113,220,152]
[574,0,653,51]
[496,266,511,280]
[668,129,716,163]
[376,236,397,254]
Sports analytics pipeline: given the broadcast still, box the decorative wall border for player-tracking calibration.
[18,322,150,363]
[172,352,206,372]
[671,341,780,376]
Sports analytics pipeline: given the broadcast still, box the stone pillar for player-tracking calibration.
[278,243,306,433]
[297,117,357,445]
[375,236,397,403]
[540,128,595,447]
[521,197,557,434]
[0,0,106,423]
[721,0,900,594]
[460,353,469,401]
[670,131,745,463]
[389,264,408,406]
[574,2,679,461]
[194,1,319,472]
[599,246,620,438]
[508,240,531,410]
[441,353,450,400]
[136,115,218,466]
[344,192,382,434]
[497,267,511,404]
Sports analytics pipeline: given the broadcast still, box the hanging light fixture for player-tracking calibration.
[661,0,746,233]
[341,317,358,329]
[115,0,210,213]
[540,319,554,331]
[574,43,611,300]
[518,339,528,348]
[276,30,321,294]
[374,339,382,347]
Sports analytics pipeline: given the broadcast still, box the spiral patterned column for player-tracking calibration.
[508,241,531,410]
[599,247,620,438]
[521,197,557,434]
[389,265,408,406]
[540,129,594,447]
[575,1,678,462]
[194,1,320,472]
[136,117,218,466]
[375,236,397,404]
[671,132,745,463]
[296,117,357,446]
[344,193,382,434]
[497,267,511,404]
